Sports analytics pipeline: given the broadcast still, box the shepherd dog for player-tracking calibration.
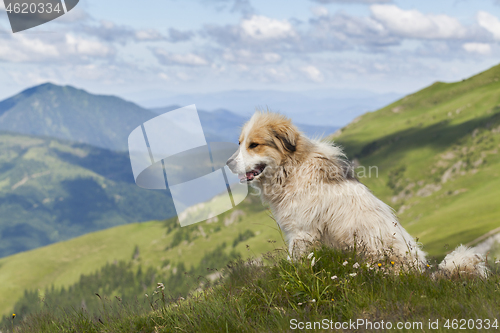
[226,111,488,277]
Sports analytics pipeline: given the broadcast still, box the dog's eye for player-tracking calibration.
[249,143,259,149]
[238,141,241,145]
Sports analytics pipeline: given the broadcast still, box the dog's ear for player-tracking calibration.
[271,121,298,153]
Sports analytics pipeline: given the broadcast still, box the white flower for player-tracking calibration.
[366,263,371,268]
[331,275,337,280]
[342,260,348,266]
[311,257,316,267]
[349,273,357,277]
[157,282,165,290]
[353,262,360,269]
[495,260,500,264]
[145,294,148,297]
[307,252,314,260]
[298,302,303,305]
[311,299,316,303]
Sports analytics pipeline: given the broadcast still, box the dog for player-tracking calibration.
[227,111,488,277]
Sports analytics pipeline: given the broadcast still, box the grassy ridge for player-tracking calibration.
[0,193,280,317]
[10,246,500,333]
[335,64,500,255]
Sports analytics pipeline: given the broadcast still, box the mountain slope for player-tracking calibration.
[0,132,175,257]
[0,194,279,317]
[334,64,500,255]
[0,83,157,151]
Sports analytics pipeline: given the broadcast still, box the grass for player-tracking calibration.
[334,63,500,257]
[0,193,279,317]
[10,245,500,332]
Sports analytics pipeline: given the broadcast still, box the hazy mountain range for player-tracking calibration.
[134,89,402,127]
[0,83,339,151]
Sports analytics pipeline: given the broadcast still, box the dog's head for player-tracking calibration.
[226,112,300,183]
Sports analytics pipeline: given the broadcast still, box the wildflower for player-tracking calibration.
[331,275,338,280]
[349,273,357,277]
[353,262,360,269]
[377,263,382,268]
[390,261,395,266]
[311,299,316,303]
[495,260,500,264]
[426,264,430,268]
[298,302,303,305]
[331,298,334,301]
[157,282,165,290]
[307,252,314,260]
[145,294,148,298]
[366,263,371,268]
[311,257,316,267]
[12,314,16,319]
[342,260,348,266]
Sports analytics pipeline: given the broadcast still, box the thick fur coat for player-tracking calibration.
[227,112,488,277]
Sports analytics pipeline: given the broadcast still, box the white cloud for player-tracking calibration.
[241,15,297,40]
[0,34,113,63]
[311,6,329,17]
[134,29,164,41]
[462,42,491,55]
[65,34,114,57]
[300,65,324,82]
[477,11,500,40]
[223,49,281,64]
[154,49,209,66]
[371,5,467,39]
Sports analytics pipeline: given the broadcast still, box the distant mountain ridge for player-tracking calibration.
[151,105,338,143]
[0,83,157,151]
[0,83,339,152]
[137,89,402,127]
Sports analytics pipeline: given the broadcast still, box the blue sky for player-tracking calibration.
[1,0,500,104]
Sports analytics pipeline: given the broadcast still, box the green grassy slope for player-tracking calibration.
[0,194,280,317]
[334,64,500,255]
[0,132,175,257]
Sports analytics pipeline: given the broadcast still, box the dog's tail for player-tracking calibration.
[437,245,489,278]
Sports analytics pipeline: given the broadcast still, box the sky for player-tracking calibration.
[1,0,500,105]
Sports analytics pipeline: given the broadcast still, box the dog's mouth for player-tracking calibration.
[239,164,266,182]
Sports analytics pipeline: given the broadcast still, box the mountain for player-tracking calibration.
[0,193,276,318]
[334,63,500,255]
[0,84,339,152]
[0,132,175,258]
[136,89,402,127]
[150,106,339,143]
[0,83,159,151]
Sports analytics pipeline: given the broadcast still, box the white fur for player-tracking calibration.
[229,112,488,277]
